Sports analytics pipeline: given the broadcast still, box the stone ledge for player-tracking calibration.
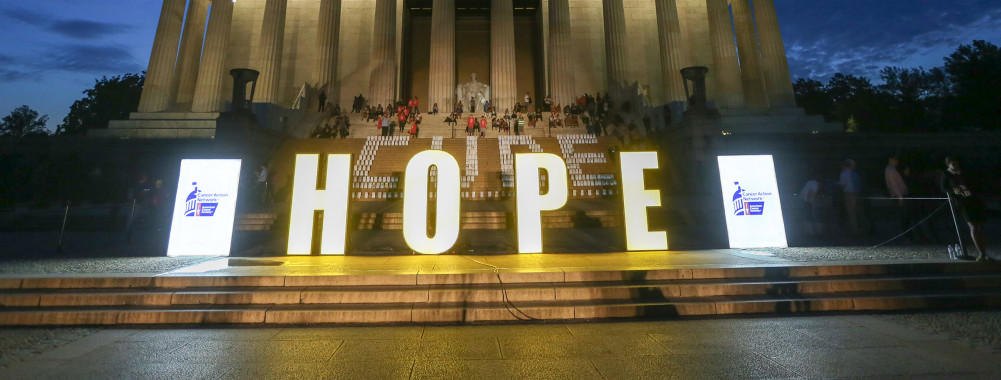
[128,112,222,120]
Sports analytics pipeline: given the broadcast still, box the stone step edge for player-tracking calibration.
[3,262,999,289]
[1,291,999,325]
[4,277,1001,307]
[4,288,1001,310]
[3,272,1000,295]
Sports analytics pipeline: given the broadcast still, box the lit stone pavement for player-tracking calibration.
[2,315,999,379]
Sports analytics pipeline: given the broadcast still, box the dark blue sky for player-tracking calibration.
[1,0,999,131]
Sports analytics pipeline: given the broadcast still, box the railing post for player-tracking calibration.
[56,201,70,253]
[263,180,270,206]
[127,199,138,243]
[945,193,967,258]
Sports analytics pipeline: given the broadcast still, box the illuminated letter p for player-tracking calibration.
[515,153,569,254]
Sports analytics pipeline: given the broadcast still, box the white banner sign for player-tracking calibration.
[717,155,788,249]
[167,159,242,257]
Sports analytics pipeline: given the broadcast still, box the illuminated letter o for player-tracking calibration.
[402,150,461,254]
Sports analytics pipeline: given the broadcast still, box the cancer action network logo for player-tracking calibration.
[183,182,230,217]
[732,182,772,216]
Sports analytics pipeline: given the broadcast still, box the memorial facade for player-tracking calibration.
[131,0,796,122]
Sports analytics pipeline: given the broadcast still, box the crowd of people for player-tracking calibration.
[797,155,992,262]
[310,114,351,139]
[316,90,670,143]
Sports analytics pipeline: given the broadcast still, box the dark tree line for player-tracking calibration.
[0,106,49,138]
[58,73,144,135]
[0,73,144,139]
[794,40,1001,132]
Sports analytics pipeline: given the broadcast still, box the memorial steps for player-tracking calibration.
[266,135,623,204]
[2,262,1000,325]
[312,112,590,139]
[238,135,627,235]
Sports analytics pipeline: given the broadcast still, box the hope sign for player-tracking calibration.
[287,151,668,255]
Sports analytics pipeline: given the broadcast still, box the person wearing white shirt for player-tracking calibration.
[799,178,821,236]
[885,156,912,241]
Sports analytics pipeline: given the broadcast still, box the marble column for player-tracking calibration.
[753,0,796,107]
[170,0,209,110]
[602,0,628,90]
[191,0,235,113]
[137,0,187,113]
[428,0,455,111]
[731,0,768,109]
[547,0,574,107]
[315,0,342,105]
[705,0,745,109]
[491,0,517,113]
[654,0,688,104]
[369,0,397,108]
[256,0,288,104]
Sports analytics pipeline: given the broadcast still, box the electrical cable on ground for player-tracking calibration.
[463,256,538,321]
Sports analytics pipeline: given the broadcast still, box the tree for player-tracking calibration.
[823,73,895,132]
[793,78,834,120]
[879,67,950,132]
[944,40,1001,130]
[0,105,49,138]
[58,73,145,135]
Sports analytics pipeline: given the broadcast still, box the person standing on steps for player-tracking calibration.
[940,156,992,262]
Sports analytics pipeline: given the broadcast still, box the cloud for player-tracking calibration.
[0,68,33,82]
[2,8,46,25]
[41,44,142,74]
[2,8,132,40]
[48,20,133,40]
[0,43,140,82]
[777,0,1001,80]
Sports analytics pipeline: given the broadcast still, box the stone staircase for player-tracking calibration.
[351,210,622,231]
[267,136,623,203]
[333,112,589,139]
[2,262,1000,325]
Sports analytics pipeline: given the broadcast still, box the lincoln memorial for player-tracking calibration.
[97,0,834,139]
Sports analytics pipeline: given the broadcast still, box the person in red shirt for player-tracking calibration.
[410,120,419,138]
[479,116,487,137]
[398,112,406,133]
[467,115,476,136]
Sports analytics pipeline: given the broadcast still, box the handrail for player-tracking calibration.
[290,83,308,110]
